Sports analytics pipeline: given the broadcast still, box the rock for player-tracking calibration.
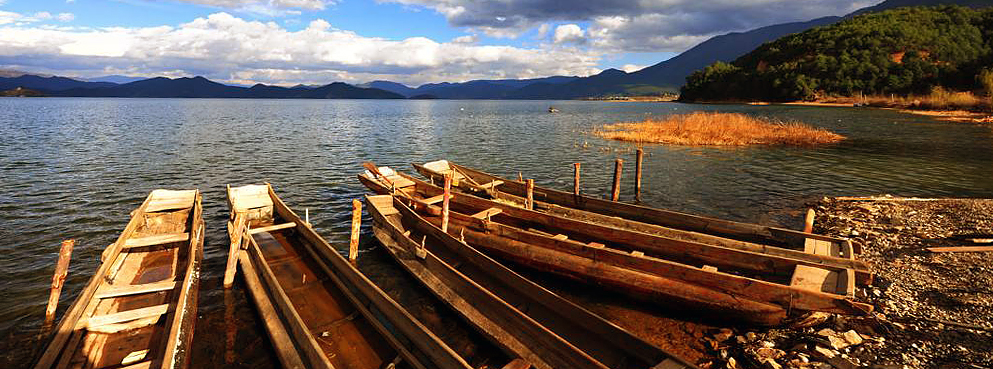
[793,312,831,328]
[816,328,837,337]
[827,335,850,350]
[713,328,734,342]
[746,332,758,342]
[759,340,775,349]
[726,357,737,369]
[760,358,782,369]
[813,345,837,359]
[758,348,785,360]
[841,330,863,346]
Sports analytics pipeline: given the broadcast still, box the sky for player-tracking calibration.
[0,0,880,87]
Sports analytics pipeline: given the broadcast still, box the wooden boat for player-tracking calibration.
[359,167,873,325]
[224,184,475,369]
[366,194,696,369]
[412,160,851,252]
[34,189,204,369]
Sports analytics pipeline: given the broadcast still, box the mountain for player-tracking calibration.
[52,76,404,99]
[0,75,116,91]
[87,75,147,84]
[680,5,993,101]
[362,76,580,98]
[542,0,993,98]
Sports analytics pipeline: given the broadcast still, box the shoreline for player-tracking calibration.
[703,100,993,123]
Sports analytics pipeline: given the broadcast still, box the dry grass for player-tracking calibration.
[821,88,992,112]
[594,112,845,146]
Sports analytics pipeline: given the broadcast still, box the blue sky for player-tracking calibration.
[0,0,877,86]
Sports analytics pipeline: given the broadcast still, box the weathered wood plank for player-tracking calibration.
[927,246,993,253]
[84,304,170,329]
[94,281,177,299]
[123,233,188,249]
[471,208,502,219]
[248,222,296,235]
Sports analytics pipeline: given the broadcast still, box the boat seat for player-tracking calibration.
[477,180,503,190]
[145,189,197,213]
[471,208,502,219]
[248,222,296,235]
[123,233,189,249]
[230,185,273,212]
[790,239,848,295]
[95,281,177,299]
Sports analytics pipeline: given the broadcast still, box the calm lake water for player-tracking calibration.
[2,98,992,367]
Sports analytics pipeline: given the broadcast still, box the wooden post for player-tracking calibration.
[349,200,361,262]
[525,179,535,210]
[442,173,452,232]
[611,159,623,201]
[45,239,75,326]
[573,163,581,196]
[803,208,816,233]
[635,148,644,202]
[518,172,523,182]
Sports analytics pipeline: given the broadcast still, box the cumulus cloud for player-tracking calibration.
[552,24,584,44]
[57,13,74,22]
[150,0,331,16]
[384,0,884,52]
[0,12,601,86]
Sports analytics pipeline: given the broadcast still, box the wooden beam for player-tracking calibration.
[803,209,815,233]
[501,358,531,369]
[45,240,75,326]
[471,208,502,219]
[123,233,189,249]
[350,199,361,262]
[442,173,453,233]
[525,179,534,210]
[84,304,170,329]
[573,163,581,196]
[479,180,504,190]
[237,253,308,369]
[634,149,643,202]
[611,159,623,202]
[95,281,177,299]
[248,222,296,235]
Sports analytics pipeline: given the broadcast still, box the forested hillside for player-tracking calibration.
[681,6,993,101]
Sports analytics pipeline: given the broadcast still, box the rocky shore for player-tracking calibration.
[695,196,993,369]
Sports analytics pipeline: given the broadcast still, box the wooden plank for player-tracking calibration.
[84,304,170,329]
[123,233,189,249]
[471,208,502,219]
[790,239,843,294]
[238,252,308,369]
[94,281,177,299]
[502,358,531,369]
[479,180,504,190]
[223,212,245,289]
[552,234,568,241]
[146,189,197,212]
[927,246,993,253]
[248,222,296,235]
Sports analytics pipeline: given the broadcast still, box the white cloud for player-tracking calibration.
[0,12,602,86]
[383,0,885,53]
[57,13,75,22]
[451,34,476,43]
[536,23,549,38]
[34,12,53,20]
[620,64,644,73]
[552,24,584,44]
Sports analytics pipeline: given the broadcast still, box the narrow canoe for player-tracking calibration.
[412,160,854,253]
[409,161,872,286]
[359,167,873,324]
[366,194,697,369]
[34,189,205,369]
[225,184,474,369]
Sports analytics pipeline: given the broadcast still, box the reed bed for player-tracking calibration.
[595,112,845,146]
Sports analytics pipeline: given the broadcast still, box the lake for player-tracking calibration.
[2,98,991,367]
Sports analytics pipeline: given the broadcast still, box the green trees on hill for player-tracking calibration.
[681,6,993,101]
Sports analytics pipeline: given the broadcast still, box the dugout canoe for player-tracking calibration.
[412,160,853,252]
[359,166,873,323]
[34,189,204,369]
[224,184,474,369]
[410,161,872,287]
[366,194,696,369]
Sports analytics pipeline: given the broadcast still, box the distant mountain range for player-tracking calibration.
[1,0,987,100]
[0,75,404,99]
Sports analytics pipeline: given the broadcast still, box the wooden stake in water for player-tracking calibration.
[573,162,581,196]
[635,148,644,202]
[526,179,535,210]
[442,173,452,232]
[518,172,523,182]
[349,199,361,262]
[803,208,816,233]
[45,239,75,326]
[611,159,623,202]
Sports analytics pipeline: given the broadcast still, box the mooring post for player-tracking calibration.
[518,172,523,182]
[573,162,581,196]
[635,148,644,202]
[611,159,623,201]
[349,199,361,262]
[45,239,75,327]
[803,208,816,233]
[442,173,452,232]
[526,179,535,210]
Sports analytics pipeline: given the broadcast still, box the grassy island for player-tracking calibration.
[595,112,845,146]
